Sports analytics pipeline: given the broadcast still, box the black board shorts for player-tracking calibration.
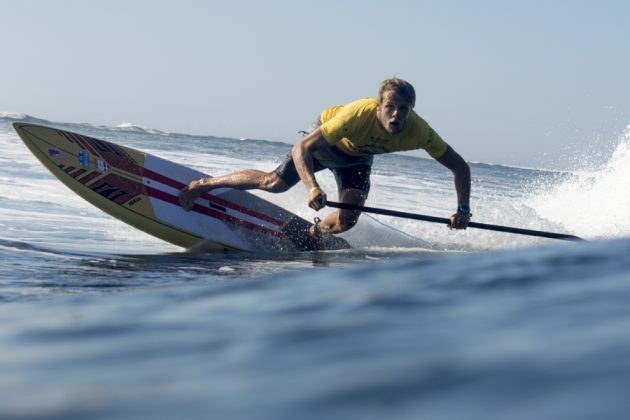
[275,150,372,193]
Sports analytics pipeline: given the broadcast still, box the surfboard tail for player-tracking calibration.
[281,216,351,251]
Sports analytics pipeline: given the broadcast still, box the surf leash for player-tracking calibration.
[362,213,432,245]
[326,201,585,242]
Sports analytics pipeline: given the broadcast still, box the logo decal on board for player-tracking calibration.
[96,159,110,172]
[48,148,67,162]
[78,150,90,170]
[48,148,64,159]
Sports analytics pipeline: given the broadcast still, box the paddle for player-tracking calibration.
[326,201,585,242]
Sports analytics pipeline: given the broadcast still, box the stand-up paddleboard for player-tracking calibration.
[13,123,350,252]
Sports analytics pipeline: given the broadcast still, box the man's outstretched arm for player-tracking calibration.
[434,146,472,229]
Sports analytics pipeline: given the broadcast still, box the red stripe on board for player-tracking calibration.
[72,134,100,157]
[78,171,101,185]
[142,168,285,227]
[145,186,285,240]
[70,168,87,178]
[143,168,182,189]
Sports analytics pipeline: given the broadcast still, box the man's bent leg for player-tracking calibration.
[179,169,290,211]
[318,188,367,235]
[192,169,289,192]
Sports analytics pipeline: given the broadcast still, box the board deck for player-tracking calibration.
[13,123,350,252]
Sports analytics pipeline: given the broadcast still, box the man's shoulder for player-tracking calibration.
[320,98,377,145]
[347,97,377,111]
[321,98,376,126]
[404,111,449,157]
[406,110,432,133]
[341,98,377,123]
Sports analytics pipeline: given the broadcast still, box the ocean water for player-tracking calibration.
[1,113,630,419]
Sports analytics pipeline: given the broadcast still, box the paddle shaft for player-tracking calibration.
[326,201,585,242]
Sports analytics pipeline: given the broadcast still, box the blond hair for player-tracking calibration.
[377,78,416,108]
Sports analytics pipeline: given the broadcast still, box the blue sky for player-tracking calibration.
[2,0,629,168]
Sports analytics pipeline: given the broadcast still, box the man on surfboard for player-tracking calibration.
[179,78,471,248]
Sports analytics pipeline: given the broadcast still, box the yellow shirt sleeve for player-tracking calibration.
[414,116,449,158]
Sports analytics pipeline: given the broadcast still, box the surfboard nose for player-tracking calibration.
[12,121,35,136]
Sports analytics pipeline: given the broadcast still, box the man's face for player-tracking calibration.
[376,91,413,134]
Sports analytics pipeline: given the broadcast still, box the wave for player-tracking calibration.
[1,112,293,150]
[0,112,54,126]
[530,125,630,239]
[468,160,566,176]
[0,112,171,137]
[114,122,169,135]
[0,238,89,258]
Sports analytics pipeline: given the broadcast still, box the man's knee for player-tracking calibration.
[261,172,290,193]
[338,210,361,231]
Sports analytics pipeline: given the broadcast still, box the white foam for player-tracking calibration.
[115,122,167,135]
[531,125,630,239]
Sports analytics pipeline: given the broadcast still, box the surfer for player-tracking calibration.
[179,78,471,247]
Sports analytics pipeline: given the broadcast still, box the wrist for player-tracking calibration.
[457,203,471,214]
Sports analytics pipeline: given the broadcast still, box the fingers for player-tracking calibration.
[314,193,327,209]
[308,188,327,211]
[448,212,471,230]
[178,188,194,211]
[309,195,326,210]
[179,180,201,211]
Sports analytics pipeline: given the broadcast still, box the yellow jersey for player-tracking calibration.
[319,98,448,158]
